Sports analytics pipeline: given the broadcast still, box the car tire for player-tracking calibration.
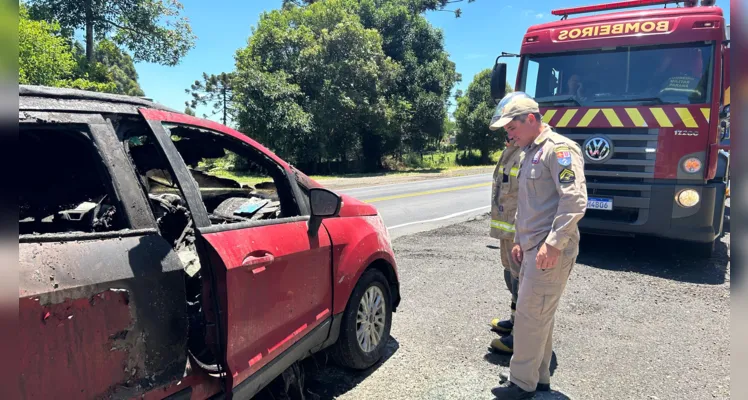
[330,268,392,370]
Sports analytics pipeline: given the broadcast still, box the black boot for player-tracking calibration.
[491,381,535,399]
[499,371,550,392]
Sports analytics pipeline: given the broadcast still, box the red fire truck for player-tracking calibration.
[490,0,731,257]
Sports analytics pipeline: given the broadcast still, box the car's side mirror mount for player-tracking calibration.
[491,62,508,101]
[308,188,342,236]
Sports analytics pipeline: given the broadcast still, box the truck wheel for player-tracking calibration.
[331,268,392,370]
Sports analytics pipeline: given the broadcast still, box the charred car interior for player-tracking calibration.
[20,125,127,236]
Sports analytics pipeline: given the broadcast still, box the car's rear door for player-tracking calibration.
[18,111,188,399]
[138,109,334,391]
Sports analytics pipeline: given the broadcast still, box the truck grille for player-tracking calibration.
[556,128,658,223]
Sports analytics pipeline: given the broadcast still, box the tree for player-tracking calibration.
[26,0,196,66]
[454,68,512,164]
[184,107,195,116]
[185,72,236,126]
[19,4,115,92]
[234,0,404,172]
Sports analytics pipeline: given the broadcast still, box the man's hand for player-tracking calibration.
[511,244,523,264]
[536,243,561,269]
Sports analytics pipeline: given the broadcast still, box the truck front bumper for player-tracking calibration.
[579,180,727,244]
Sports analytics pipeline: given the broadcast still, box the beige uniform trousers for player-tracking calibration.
[509,238,579,392]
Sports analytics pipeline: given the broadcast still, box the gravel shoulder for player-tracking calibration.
[302,212,730,400]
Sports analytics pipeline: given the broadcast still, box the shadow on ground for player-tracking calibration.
[253,337,399,400]
[483,350,558,377]
[576,208,730,285]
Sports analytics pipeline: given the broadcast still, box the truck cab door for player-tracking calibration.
[138,109,334,394]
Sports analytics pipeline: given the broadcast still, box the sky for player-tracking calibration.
[134,0,732,123]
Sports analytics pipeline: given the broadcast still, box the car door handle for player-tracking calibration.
[242,252,275,270]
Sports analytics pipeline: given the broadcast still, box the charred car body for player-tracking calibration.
[18,85,401,400]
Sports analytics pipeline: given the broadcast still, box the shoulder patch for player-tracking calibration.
[558,168,576,184]
[555,145,572,167]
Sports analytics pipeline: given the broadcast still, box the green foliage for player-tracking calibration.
[26,0,196,66]
[19,4,114,92]
[88,40,145,96]
[233,0,459,173]
[186,72,236,126]
[19,4,76,86]
[454,68,512,164]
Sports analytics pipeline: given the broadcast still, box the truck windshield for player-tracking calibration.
[520,42,714,107]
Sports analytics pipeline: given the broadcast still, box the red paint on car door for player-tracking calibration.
[201,221,333,384]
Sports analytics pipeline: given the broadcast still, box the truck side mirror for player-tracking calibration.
[491,63,508,100]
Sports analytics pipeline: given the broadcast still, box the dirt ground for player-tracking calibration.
[287,211,730,400]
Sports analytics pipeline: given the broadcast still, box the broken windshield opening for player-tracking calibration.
[520,41,714,107]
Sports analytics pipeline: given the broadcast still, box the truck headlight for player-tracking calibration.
[675,189,700,208]
[682,157,702,174]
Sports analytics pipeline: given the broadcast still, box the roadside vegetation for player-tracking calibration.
[18,0,507,180]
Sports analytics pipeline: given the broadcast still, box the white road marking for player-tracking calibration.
[387,206,491,230]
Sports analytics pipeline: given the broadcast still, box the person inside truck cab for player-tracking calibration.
[654,47,706,100]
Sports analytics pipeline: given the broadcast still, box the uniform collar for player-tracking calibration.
[533,124,554,146]
[523,123,553,151]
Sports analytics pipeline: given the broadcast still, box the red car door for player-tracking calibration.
[139,109,333,389]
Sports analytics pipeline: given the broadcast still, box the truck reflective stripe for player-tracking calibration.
[543,109,558,123]
[556,109,578,127]
[650,108,673,127]
[602,109,624,127]
[491,220,516,232]
[625,108,647,127]
[578,109,600,127]
[675,108,699,128]
[701,108,710,123]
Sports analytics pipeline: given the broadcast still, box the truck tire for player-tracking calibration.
[330,268,393,370]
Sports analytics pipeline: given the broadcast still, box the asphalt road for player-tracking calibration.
[298,211,730,400]
[337,173,493,238]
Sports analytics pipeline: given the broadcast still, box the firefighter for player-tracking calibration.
[488,94,587,399]
[487,100,524,355]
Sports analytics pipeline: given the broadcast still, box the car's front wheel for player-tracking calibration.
[331,268,392,370]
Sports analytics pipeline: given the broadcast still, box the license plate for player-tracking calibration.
[587,197,613,211]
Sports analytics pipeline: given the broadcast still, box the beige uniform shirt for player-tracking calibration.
[490,144,523,240]
[514,124,587,252]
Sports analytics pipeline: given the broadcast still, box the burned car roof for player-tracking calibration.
[19,85,179,114]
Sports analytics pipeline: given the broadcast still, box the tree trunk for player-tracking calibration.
[84,0,94,64]
[222,89,227,125]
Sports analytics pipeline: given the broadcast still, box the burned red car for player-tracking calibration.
[19,85,401,399]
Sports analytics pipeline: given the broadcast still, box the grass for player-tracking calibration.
[199,149,502,186]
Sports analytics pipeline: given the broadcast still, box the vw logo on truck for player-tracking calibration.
[583,136,613,163]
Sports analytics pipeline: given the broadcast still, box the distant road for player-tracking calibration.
[337,173,493,238]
